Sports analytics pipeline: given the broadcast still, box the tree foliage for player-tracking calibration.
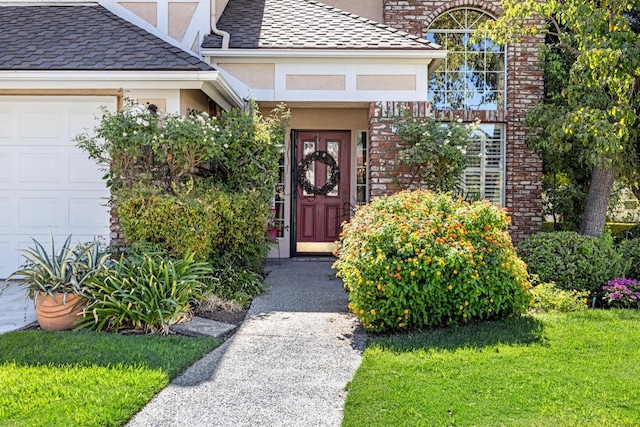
[478,0,640,236]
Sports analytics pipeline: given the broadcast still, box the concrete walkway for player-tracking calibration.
[0,281,37,334]
[127,258,365,427]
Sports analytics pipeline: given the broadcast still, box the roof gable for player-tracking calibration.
[202,0,438,50]
[0,5,212,71]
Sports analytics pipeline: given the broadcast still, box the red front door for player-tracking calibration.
[296,131,351,251]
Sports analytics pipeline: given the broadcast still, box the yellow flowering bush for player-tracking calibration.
[333,190,531,331]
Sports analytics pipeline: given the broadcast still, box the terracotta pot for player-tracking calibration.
[34,292,85,331]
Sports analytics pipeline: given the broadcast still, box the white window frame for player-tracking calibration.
[463,123,506,206]
[426,8,507,111]
[356,130,369,205]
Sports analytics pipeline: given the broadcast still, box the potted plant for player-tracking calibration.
[267,205,279,241]
[7,234,110,331]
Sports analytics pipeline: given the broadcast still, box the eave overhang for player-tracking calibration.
[0,70,244,110]
[203,48,446,62]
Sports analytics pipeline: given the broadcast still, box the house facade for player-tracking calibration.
[0,0,542,276]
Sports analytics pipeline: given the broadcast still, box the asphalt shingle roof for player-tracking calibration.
[202,0,438,50]
[0,5,212,71]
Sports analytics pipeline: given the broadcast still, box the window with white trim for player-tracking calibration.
[426,8,506,110]
[273,148,286,238]
[356,131,369,205]
[463,123,505,205]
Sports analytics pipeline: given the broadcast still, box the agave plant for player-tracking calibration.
[8,233,111,301]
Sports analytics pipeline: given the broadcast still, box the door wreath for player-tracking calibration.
[297,150,340,195]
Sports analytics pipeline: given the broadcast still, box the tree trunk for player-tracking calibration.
[580,166,616,237]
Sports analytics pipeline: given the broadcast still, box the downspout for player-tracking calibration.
[210,0,230,49]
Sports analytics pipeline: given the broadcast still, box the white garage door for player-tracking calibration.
[0,96,116,278]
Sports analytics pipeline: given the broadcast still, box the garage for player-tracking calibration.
[0,96,116,278]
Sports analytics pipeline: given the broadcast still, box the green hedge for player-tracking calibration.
[619,238,640,280]
[516,231,627,294]
[115,186,270,270]
[542,221,638,238]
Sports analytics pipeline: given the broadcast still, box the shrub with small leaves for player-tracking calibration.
[333,190,531,332]
[114,184,220,262]
[529,281,589,313]
[76,100,289,274]
[618,238,640,280]
[115,185,270,269]
[516,231,628,294]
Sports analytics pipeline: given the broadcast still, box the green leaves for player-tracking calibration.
[516,231,628,294]
[392,113,477,194]
[115,186,271,271]
[483,1,640,234]
[201,266,263,307]
[78,253,211,334]
[75,100,289,203]
[8,233,110,300]
[334,190,531,332]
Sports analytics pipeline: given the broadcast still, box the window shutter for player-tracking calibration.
[463,124,505,205]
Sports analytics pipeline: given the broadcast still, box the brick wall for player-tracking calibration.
[376,0,544,242]
[110,207,126,253]
[368,101,431,198]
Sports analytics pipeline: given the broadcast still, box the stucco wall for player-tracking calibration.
[180,89,210,116]
[218,63,276,90]
[168,2,199,42]
[215,0,229,19]
[119,2,157,26]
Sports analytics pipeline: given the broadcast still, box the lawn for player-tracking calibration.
[343,309,640,427]
[0,330,221,426]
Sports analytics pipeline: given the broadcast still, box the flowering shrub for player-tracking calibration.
[75,101,221,191]
[393,114,478,193]
[602,278,640,309]
[333,190,531,331]
[76,100,289,274]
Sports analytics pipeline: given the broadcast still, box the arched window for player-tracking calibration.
[426,9,505,110]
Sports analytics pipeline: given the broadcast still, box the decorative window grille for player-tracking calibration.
[463,123,505,205]
[426,8,506,111]
[273,148,286,238]
[356,131,369,205]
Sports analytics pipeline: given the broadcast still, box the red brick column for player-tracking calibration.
[110,207,126,253]
[504,35,544,241]
[368,101,432,198]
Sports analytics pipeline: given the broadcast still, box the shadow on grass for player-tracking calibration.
[0,330,221,379]
[369,315,546,354]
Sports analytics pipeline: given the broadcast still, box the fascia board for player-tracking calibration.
[202,48,448,63]
[202,78,245,109]
[0,70,244,108]
[0,70,221,84]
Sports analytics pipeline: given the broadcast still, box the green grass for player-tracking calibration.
[0,330,221,426]
[343,310,640,427]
